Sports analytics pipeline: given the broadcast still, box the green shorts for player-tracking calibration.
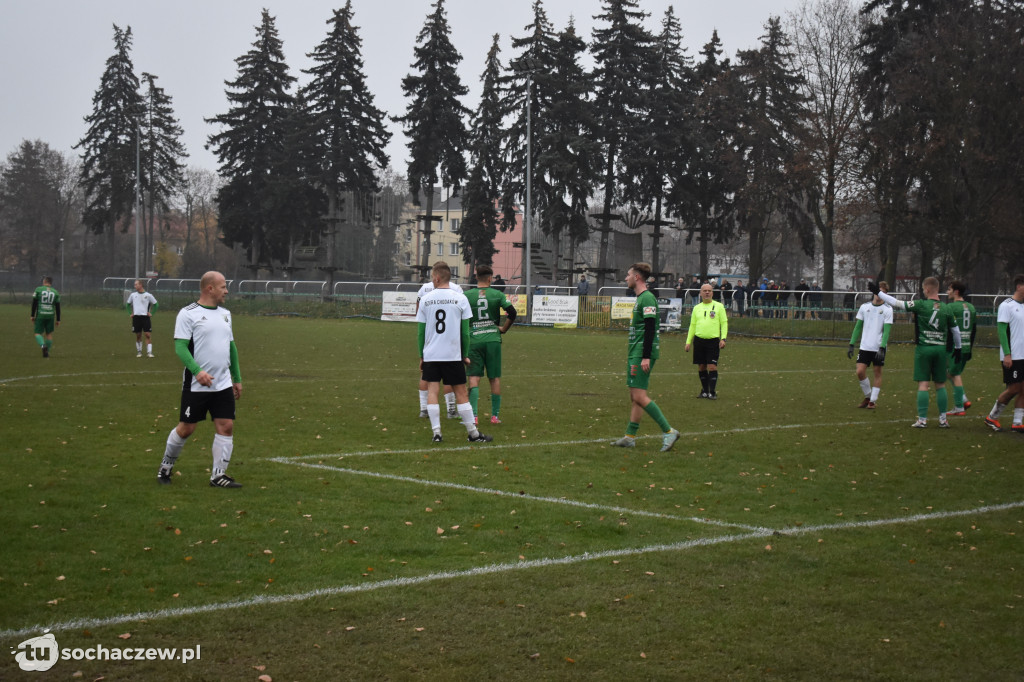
[946,351,970,377]
[33,317,55,335]
[627,358,656,390]
[913,345,948,383]
[468,341,502,378]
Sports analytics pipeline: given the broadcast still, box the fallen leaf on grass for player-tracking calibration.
[259,675,273,682]
[118,633,131,640]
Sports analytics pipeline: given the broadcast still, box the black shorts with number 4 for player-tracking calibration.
[1002,359,1024,385]
[421,360,467,386]
[179,386,236,423]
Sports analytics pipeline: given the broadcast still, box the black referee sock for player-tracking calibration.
[708,371,719,396]
[699,370,709,393]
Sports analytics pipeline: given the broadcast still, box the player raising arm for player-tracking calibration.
[848,282,893,409]
[871,277,961,428]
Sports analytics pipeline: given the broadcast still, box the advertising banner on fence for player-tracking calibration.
[612,297,684,329]
[502,293,528,320]
[530,295,579,327]
[381,291,418,322]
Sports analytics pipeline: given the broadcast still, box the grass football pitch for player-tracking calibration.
[1,304,1022,680]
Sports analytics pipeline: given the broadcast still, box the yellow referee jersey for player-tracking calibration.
[686,300,728,343]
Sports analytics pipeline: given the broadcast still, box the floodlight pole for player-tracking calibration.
[134,123,141,280]
[60,238,64,292]
[525,70,532,303]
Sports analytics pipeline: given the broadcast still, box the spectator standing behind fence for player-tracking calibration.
[576,275,589,297]
[778,281,790,318]
[844,286,856,321]
[492,274,505,292]
[733,281,746,317]
[675,277,686,302]
[795,279,810,319]
[689,275,701,305]
[810,281,823,319]
[686,283,729,399]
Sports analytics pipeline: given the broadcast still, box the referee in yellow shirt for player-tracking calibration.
[686,283,728,399]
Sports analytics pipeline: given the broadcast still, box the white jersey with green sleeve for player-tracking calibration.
[174,303,235,392]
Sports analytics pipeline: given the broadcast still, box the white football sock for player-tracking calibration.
[991,401,1007,419]
[161,428,187,471]
[1014,408,1024,426]
[445,392,456,409]
[859,378,871,397]
[870,386,880,402]
[458,402,477,435]
[147,343,152,354]
[427,404,441,433]
[211,433,233,478]
[419,390,429,410]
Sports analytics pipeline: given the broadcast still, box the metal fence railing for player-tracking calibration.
[25,278,1005,346]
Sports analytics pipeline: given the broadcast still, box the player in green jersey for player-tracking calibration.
[611,263,680,452]
[944,281,976,416]
[30,276,61,357]
[873,277,963,428]
[465,265,517,424]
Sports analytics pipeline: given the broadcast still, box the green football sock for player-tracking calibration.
[936,387,948,414]
[491,394,501,417]
[35,334,44,347]
[917,390,930,419]
[625,421,640,436]
[643,401,672,432]
[468,387,479,416]
[954,386,965,409]
[44,338,53,349]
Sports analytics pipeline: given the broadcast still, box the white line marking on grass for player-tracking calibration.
[268,457,773,533]
[273,419,905,462]
[3,500,1021,640]
[0,370,165,384]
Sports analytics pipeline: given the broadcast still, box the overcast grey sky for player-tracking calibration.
[1,0,809,173]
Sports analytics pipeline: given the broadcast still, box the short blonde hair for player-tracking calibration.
[431,261,451,284]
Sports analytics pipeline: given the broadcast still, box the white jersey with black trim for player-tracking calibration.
[996,297,1024,360]
[174,303,235,392]
[856,301,893,352]
[127,291,158,316]
[416,286,471,362]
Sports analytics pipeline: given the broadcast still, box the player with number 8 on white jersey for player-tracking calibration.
[415,261,491,445]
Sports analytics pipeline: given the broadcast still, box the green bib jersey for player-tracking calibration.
[32,285,60,318]
[945,299,977,355]
[465,287,512,345]
[906,298,957,347]
[628,290,661,361]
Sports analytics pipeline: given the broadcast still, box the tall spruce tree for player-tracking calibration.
[537,18,600,283]
[590,0,656,288]
[627,6,694,280]
[734,17,815,282]
[395,0,471,276]
[77,24,145,273]
[302,1,391,282]
[460,35,507,272]
[206,9,297,272]
[678,30,746,279]
[140,72,187,274]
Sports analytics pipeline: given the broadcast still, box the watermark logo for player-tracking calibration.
[11,630,59,672]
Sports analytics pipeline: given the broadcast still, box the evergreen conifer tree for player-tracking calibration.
[77,24,144,273]
[206,9,297,272]
[395,0,470,276]
[140,72,187,274]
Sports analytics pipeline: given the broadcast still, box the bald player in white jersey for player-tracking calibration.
[416,261,491,444]
[416,277,463,418]
[157,271,244,488]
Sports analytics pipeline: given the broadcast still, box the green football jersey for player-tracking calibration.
[32,285,60,318]
[466,286,512,345]
[945,300,976,353]
[628,290,660,360]
[906,298,957,347]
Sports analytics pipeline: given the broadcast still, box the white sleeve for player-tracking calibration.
[951,324,962,349]
[876,291,905,311]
